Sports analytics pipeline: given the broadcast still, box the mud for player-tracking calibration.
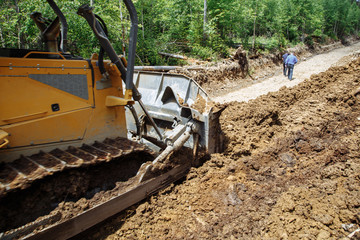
[74,55,360,239]
[190,94,208,114]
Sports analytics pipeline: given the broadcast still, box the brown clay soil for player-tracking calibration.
[71,42,360,239]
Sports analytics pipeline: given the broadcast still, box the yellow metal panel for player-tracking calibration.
[2,108,93,147]
[0,57,94,126]
[83,60,127,140]
[0,75,92,125]
[0,57,129,160]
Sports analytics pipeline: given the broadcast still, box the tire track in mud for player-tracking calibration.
[213,41,360,103]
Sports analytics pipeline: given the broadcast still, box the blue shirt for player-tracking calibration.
[282,53,289,62]
[285,54,298,65]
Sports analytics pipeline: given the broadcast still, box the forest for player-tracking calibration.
[1,0,360,65]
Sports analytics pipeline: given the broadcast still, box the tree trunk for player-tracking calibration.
[334,20,338,37]
[287,26,289,40]
[252,14,256,50]
[158,52,187,59]
[141,7,145,40]
[252,1,258,50]
[301,20,305,42]
[0,25,4,48]
[119,0,126,56]
[14,0,24,48]
[203,0,207,40]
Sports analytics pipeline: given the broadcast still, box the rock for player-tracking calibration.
[317,230,331,240]
[318,214,333,226]
[237,183,247,192]
[295,140,312,154]
[281,196,296,212]
[227,183,243,205]
[310,139,325,152]
[280,231,289,240]
[279,152,296,167]
[249,161,260,171]
[227,175,237,181]
[227,164,237,173]
[210,158,224,168]
[227,124,234,131]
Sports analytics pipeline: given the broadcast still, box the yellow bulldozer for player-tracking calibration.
[0,0,223,239]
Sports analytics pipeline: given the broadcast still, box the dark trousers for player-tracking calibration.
[287,64,294,80]
[283,63,288,76]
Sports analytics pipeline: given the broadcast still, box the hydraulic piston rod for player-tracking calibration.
[138,122,199,182]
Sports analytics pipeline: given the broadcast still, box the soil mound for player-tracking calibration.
[90,57,360,240]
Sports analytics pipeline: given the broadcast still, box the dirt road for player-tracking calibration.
[213,41,360,103]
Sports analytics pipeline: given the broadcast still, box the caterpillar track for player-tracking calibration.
[0,138,186,240]
[1,162,190,240]
[0,137,152,197]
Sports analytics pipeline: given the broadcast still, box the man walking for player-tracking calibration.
[285,53,298,80]
[282,52,289,76]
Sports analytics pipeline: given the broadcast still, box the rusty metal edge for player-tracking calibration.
[23,164,190,240]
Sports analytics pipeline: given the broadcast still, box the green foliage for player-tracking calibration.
[1,0,359,64]
[191,44,215,60]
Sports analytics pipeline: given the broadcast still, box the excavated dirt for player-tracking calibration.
[73,54,360,239]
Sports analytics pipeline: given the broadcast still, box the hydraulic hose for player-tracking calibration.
[126,105,141,137]
[77,4,141,100]
[122,0,138,93]
[46,0,67,52]
[77,4,163,140]
[95,14,108,77]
